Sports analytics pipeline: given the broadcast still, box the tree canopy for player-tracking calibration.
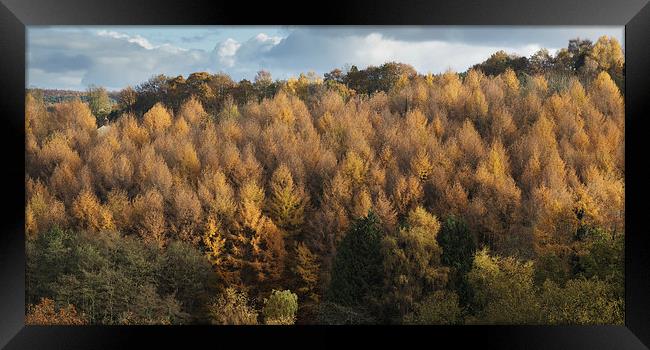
[25,36,624,325]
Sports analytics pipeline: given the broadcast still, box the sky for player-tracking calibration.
[26,26,624,91]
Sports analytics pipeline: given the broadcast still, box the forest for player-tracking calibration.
[25,36,624,325]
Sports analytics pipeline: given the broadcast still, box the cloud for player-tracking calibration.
[245,31,547,79]
[27,68,85,89]
[27,26,623,90]
[97,30,156,50]
[28,28,217,90]
[216,38,241,67]
[31,53,92,73]
[292,26,623,48]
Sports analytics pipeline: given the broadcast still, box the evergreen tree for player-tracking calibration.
[326,212,384,312]
[437,215,476,305]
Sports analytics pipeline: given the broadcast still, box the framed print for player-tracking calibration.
[1,0,649,348]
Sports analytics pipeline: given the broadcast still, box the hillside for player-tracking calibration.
[25,36,625,325]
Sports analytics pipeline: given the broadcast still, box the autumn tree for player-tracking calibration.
[381,207,449,321]
[25,179,67,238]
[293,242,320,303]
[131,188,167,247]
[26,298,87,325]
[267,163,307,237]
[471,140,522,252]
[467,249,541,324]
[71,189,114,232]
[118,86,138,113]
[208,288,258,325]
[143,103,172,135]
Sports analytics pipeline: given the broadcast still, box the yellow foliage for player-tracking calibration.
[407,206,441,237]
[341,150,368,184]
[176,141,201,176]
[239,180,266,231]
[410,149,433,181]
[502,68,520,94]
[268,164,306,233]
[530,75,549,95]
[589,71,623,116]
[51,98,97,132]
[25,179,67,237]
[143,103,172,134]
[178,96,208,124]
[440,70,463,106]
[351,189,373,219]
[203,216,227,266]
[173,117,190,136]
[71,189,114,232]
[120,114,150,146]
[293,242,320,302]
[25,54,625,314]
[132,188,166,246]
[590,36,624,71]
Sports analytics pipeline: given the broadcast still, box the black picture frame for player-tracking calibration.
[1,0,649,348]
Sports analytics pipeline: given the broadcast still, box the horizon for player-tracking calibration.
[27,26,623,91]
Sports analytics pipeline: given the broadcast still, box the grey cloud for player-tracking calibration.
[292,26,623,48]
[28,28,221,90]
[31,53,92,73]
[27,26,624,90]
[220,26,624,80]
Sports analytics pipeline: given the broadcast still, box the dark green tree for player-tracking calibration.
[472,51,529,76]
[26,226,79,304]
[381,207,448,322]
[326,212,385,311]
[157,241,218,319]
[572,226,624,298]
[437,215,476,305]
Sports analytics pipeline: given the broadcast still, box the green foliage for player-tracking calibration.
[343,62,417,94]
[86,85,113,121]
[50,233,187,324]
[326,212,385,310]
[466,247,624,326]
[26,226,78,302]
[218,96,240,121]
[26,228,213,324]
[472,51,529,76]
[207,287,258,325]
[471,37,623,92]
[403,290,462,325]
[263,289,298,325]
[381,207,448,321]
[572,227,624,297]
[157,241,218,317]
[315,301,376,325]
[467,249,542,324]
[534,252,570,286]
[437,216,476,304]
[539,278,623,324]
